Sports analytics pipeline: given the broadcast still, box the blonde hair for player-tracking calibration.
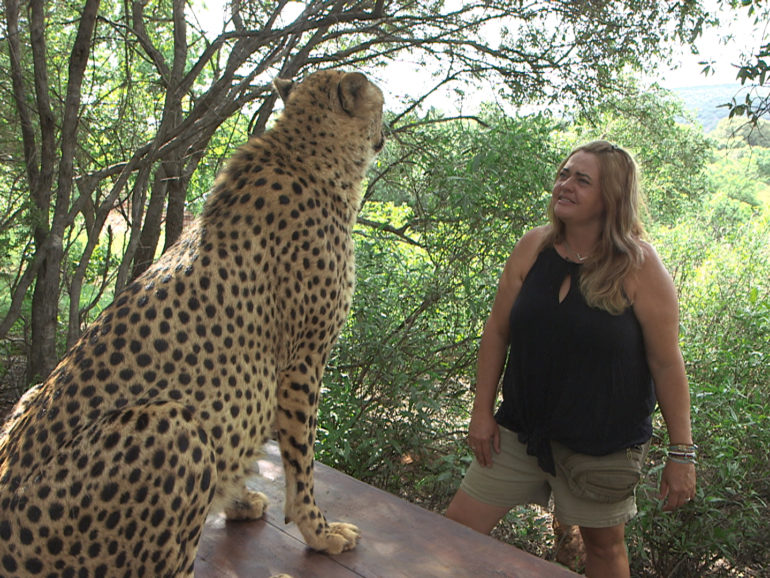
[543,140,646,314]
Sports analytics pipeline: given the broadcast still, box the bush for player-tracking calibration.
[629,212,770,576]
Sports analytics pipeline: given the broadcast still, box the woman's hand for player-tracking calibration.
[659,460,696,511]
[467,410,501,467]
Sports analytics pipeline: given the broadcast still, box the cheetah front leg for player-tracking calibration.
[276,360,359,554]
[224,486,269,521]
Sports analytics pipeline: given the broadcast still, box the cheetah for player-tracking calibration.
[0,69,385,577]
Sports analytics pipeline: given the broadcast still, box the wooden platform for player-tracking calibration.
[195,442,576,577]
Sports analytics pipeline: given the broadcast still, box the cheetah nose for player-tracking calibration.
[374,122,390,153]
[374,133,385,152]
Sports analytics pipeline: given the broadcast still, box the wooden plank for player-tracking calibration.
[195,442,577,577]
[194,517,358,578]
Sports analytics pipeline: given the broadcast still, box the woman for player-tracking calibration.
[445,141,696,577]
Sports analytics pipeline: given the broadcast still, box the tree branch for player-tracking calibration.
[130,0,171,82]
[356,217,424,248]
[4,0,40,192]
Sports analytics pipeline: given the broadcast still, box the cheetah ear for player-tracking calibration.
[337,72,369,116]
[273,78,294,103]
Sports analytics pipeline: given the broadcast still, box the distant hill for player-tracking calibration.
[671,83,768,133]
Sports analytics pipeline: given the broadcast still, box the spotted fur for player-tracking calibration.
[0,69,385,577]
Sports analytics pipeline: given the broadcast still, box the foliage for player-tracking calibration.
[708,121,770,208]
[0,0,710,384]
[711,116,770,147]
[628,208,770,576]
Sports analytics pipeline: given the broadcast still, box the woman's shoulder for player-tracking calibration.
[505,226,551,281]
[516,225,551,253]
[626,240,674,304]
[637,240,667,275]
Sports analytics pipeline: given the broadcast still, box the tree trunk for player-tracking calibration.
[25,0,101,382]
[131,164,168,280]
[27,244,61,384]
[163,156,186,252]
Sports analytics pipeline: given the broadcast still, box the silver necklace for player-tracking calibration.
[564,239,590,262]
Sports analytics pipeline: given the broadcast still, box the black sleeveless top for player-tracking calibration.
[495,246,655,475]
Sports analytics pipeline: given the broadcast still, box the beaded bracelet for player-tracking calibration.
[667,454,697,465]
[667,443,698,465]
[668,443,698,452]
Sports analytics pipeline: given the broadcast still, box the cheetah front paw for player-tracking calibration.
[224,490,269,521]
[319,522,360,554]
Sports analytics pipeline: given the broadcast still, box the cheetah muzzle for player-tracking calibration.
[0,69,385,577]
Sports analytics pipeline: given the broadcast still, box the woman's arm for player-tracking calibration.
[630,243,696,510]
[468,226,546,466]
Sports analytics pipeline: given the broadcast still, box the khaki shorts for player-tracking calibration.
[459,426,650,528]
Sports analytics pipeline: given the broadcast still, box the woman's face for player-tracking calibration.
[552,150,604,226]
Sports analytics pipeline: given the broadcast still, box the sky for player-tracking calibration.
[195,1,765,112]
[656,4,765,89]
[375,3,767,115]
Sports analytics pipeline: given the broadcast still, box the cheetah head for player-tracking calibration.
[273,70,385,158]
